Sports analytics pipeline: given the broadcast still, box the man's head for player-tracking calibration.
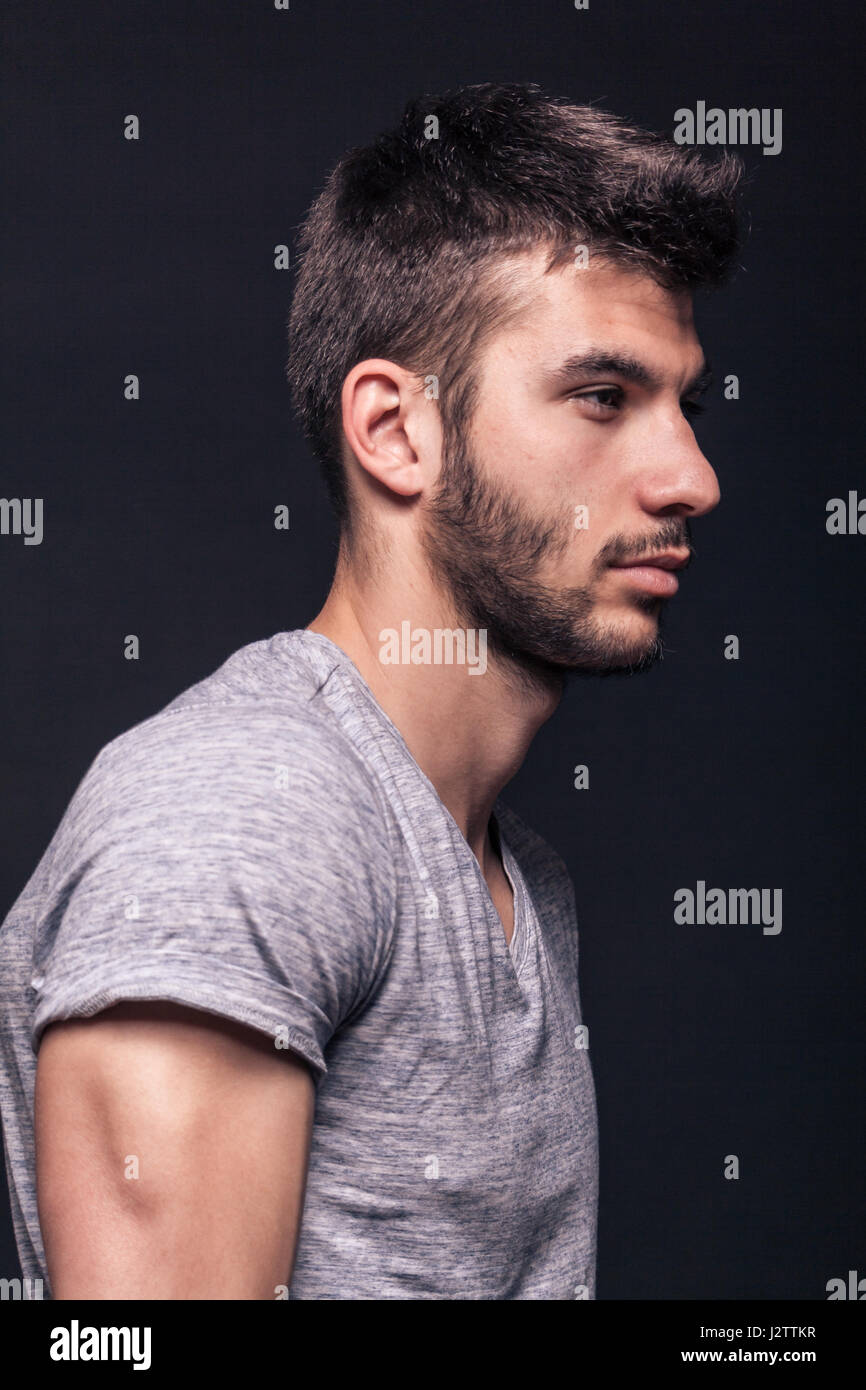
[286,82,744,681]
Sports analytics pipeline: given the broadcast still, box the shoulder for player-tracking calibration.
[58,637,393,867]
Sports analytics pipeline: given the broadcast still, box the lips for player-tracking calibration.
[610,550,690,571]
[608,550,689,597]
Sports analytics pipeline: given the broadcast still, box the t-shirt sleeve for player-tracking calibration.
[29,704,397,1081]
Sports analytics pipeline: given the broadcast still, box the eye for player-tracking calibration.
[681,397,707,420]
[568,386,624,414]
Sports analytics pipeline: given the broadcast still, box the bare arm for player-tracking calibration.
[35,1001,315,1299]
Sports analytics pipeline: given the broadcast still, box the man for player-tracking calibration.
[0,82,742,1299]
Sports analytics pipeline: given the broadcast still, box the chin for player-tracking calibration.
[565,615,665,676]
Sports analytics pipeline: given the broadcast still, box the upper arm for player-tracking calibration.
[35,1001,315,1300]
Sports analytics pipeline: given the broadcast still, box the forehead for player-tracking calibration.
[482,246,701,376]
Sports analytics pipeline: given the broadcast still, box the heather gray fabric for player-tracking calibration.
[0,629,598,1300]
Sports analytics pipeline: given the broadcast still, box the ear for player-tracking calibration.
[340,358,425,500]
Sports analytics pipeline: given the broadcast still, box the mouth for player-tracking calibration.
[608,549,690,597]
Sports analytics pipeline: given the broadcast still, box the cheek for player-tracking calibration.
[552,433,635,533]
[478,402,622,530]
[475,393,564,471]
[547,456,605,532]
[540,413,612,493]
[481,410,544,478]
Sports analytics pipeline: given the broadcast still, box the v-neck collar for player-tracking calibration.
[290,628,532,979]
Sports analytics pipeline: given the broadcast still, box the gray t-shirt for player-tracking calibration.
[0,628,598,1299]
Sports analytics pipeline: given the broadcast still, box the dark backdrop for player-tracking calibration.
[2,0,863,1300]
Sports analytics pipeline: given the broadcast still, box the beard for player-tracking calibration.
[419,426,692,691]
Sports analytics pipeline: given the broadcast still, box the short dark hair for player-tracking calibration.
[285,81,745,534]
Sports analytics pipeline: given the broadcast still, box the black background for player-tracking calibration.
[1,0,863,1299]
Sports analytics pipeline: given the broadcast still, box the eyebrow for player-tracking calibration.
[545,350,713,398]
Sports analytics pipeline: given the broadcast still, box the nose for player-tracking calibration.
[634,411,721,519]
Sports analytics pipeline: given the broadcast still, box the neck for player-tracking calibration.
[306,549,562,866]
